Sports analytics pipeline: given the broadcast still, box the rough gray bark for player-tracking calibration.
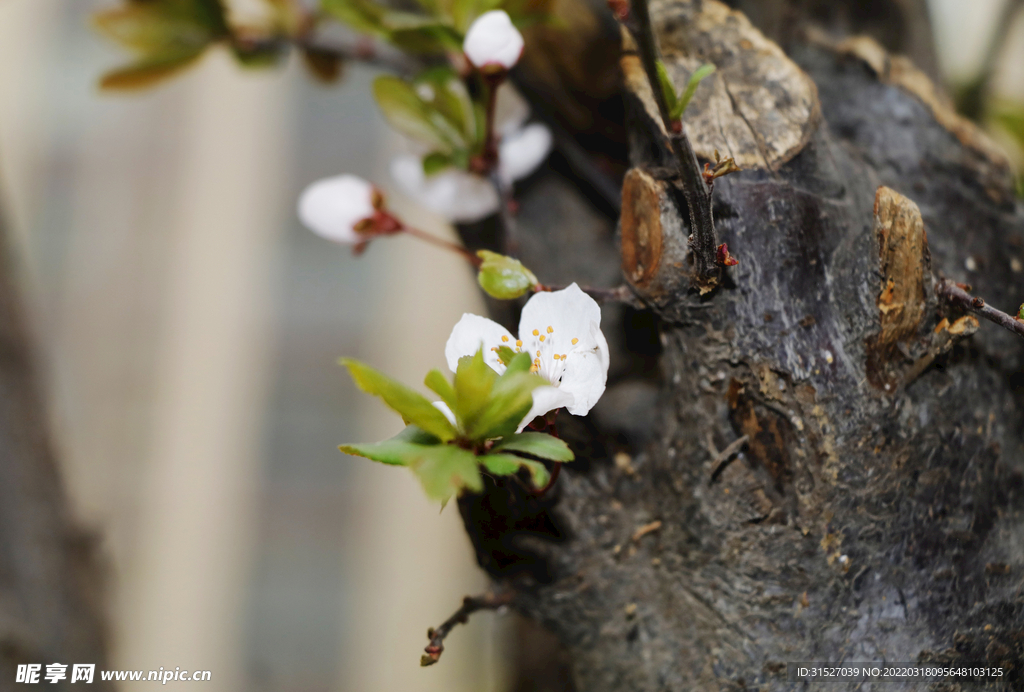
[456,0,1024,689]
[0,202,111,690]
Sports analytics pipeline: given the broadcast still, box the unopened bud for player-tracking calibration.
[463,11,524,71]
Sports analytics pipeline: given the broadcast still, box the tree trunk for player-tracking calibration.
[457,0,1024,689]
[0,200,111,689]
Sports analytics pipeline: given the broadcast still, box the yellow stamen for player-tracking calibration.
[515,339,523,348]
[539,335,546,342]
[536,350,541,357]
[571,338,579,345]
[553,354,560,361]
[532,329,539,336]
[546,326,554,333]
[501,335,509,343]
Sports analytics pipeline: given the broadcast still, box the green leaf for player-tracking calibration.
[422,151,454,176]
[230,40,285,69]
[501,350,532,376]
[470,363,546,440]
[476,250,539,299]
[93,0,227,52]
[99,49,206,90]
[411,443,483,501]
[494,345,518,366]
[415,67,476,142]
[1018,303,1024,320]
[453,348,498,436]
[372,75,467,153]
[340,358,457,442]
[671,63,716,121]
[655,60,679,119]
[320,0,391,37]
[424,368,457,412]
[481,453,550,487]
[339,425,442,466]
[492,432,574,461]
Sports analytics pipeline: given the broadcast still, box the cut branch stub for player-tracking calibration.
[619,168,692,306]
[621,0,819,171]
[867,186,932,387]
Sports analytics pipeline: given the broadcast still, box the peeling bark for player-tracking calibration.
[458,0,1024,689]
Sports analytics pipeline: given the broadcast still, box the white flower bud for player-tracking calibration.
[463,10,524,71]
[297,174,377,244]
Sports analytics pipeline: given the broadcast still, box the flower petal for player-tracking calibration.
[390,155,500,223]
[515,385,575,433]
[558,320,609,416]
[432,401,457,426]
[518,283,603,353]
[297,174,375,244]
[494,84,530,138]
[463,10,524,70]
[499,122,553,184]
[444,313,515,374]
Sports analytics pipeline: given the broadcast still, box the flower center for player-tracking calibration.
[524,325,579,384]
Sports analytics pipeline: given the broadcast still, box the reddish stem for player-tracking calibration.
[401,225,482,267]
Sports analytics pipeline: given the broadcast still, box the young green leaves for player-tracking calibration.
[93,0,230,90]
[338,348,573,502]
[476,250,539,299]
[372,69,480,174]
[655,61,716,124]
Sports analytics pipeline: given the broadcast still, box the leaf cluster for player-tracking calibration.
[372,69,484,172]
[339,348,572,502]
[323,0,549,56]
[656,61,715,122]
[93,0,336,90]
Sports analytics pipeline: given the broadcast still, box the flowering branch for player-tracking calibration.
[936,278,1024,340]
[624,0,720,294]
[421,591,515,666]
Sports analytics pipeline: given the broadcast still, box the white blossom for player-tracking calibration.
[390,86,553,222]
[444,284,609,431]
[463,10,524,70]
[297,174,378,244]
[390,157,501,223]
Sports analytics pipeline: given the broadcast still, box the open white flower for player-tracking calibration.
[297,174,379,244]
[444,283,609,430]
[463,10,524,71]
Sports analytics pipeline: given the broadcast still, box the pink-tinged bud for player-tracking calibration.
[463,11,524,71]
[298,174,397,244]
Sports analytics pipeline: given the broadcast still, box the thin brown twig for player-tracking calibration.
[421,591,515,666]
[936,278,1024,340]
[538,283,641,306]
[709,435,748,484]
[403,225,483,266]
[625,0,720,293]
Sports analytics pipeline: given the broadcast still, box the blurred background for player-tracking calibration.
[0,0,1020,690]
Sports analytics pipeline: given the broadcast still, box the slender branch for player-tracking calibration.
[537,283,641,306]
[936,278,1024,340]
[293,33,422,75]
[421,591,515,666]
[402,225,483,267]
[709,434,748,484]
[626,0,720,292]
[527,461,562,496]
